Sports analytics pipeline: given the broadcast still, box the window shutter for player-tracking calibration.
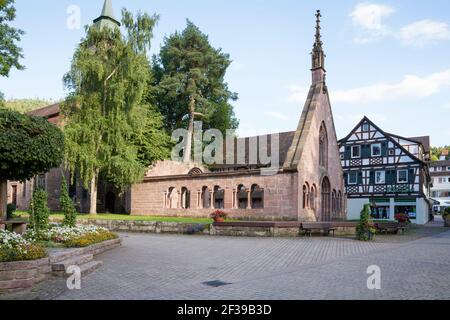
[343,173,348,185]
[408,169,415,184]
[345,146,351,160]
[381,142,388,156]
[387,170,395,184]
[369,171,375,184]
[362,145,370,158]
[358,172,363,185]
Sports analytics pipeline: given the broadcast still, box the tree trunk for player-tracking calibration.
[183,96,196,163]
[0,180,7,221]
[89,175,98,215]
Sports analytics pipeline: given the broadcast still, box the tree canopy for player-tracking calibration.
[431,146,450,161]
[0,109,64,181]
[2,98,53,113]
[151,20,239,148]
[62,9,171,213]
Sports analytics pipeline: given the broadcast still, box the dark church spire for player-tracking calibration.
[311,10,326,84]
[93,0,121,30]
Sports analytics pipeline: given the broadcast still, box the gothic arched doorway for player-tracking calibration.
[321,177,331,221]
[105,192,116,214]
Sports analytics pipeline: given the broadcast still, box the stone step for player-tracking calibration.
[79,260,103,277]
[52,254,94,272]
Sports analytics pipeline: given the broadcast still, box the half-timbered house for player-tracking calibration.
[338,117,433,224]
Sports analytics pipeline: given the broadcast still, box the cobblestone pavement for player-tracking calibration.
[4,221,450,300]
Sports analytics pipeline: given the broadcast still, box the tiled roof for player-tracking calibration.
[430,160,450,167]
[408,136,431,153]
[27,103,60,119]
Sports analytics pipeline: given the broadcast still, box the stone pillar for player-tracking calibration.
[210,189,215,209]
[163,192,167,209]
[247,190,252,209]
[197,190,201,209]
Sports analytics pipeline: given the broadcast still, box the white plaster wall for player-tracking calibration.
[347,198,370,220]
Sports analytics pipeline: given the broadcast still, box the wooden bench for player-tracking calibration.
[374,222,402,235]
[300,222,336,237]
[0,220,28,235]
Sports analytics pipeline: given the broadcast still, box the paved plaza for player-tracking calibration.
[3,219,450,300]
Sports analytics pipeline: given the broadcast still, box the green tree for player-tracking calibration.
[0,0,25,98]
[0,109,64,220]
[60,175,77,227]
[152,20,239,162]
[62,9,170,214]
[28,188,50,233]
[3,98,53,113]
[431,146,450,161]
[356,204,376,241]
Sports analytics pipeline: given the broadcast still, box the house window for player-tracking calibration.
[36,174,46,190]
[348,172,358,185]
[397,170,408,184]
[437,167,442,172]
[371,143,382,157]
[351,146,361,159]
[389,149,395,156]
[375,171,386,184]
[340,154,344,160]
[447,167,450,171]
[362,124,369,132]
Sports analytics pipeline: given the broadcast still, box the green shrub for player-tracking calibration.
[6,203,16,220]
[60,175,77,227]
[356,204,376,241]
[28,188,50,232]
[0,243,47,262]
[443,207,450,218]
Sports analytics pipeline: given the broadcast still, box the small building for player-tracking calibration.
[338,117,433,225]
[429,154,450,213]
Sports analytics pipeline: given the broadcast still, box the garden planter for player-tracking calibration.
[214,218,225,223]
[445,217,450,228]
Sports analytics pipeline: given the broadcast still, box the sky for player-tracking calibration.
[1,0,450,146]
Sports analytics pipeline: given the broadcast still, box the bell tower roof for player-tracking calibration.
[93,0,121,30]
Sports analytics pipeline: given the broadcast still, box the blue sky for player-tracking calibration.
[1,0,450,146]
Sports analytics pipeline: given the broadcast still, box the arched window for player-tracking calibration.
[188,167,203,175]
[310,185,317,211]
[332,190,337,217]
[181,187,190,209]
[201,186,211,209]
[167,187,178,209]
[303,185,307,209]
[321,177,331,221]
[319,122,328,169]
[237,184,248,209]
[251,184,264,209]
[213,186,225,209]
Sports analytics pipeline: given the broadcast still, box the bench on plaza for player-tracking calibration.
[0,219,28,235]
[300,222,336,237]
[373,222,406,235]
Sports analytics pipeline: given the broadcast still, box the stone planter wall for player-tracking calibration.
[0,258,51,294]
[0,238,122,295]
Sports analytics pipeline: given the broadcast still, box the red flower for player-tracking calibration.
[210,210,227,219]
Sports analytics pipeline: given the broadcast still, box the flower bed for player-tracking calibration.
[0,230,47,263]
[25,225,118,248]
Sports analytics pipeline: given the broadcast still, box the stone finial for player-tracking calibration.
[311,10,325,71]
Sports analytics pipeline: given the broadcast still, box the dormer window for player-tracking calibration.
[351,145,361,158]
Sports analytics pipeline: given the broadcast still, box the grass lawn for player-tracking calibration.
[15,211,214,224]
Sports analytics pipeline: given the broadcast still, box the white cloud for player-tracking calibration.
[398,20,450,46]
[287,85,309,104]
[350,3,395,42]
[265,111,289,121]
[288,69,450,105]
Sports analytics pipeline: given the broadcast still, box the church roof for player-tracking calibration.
[27,103,60,119]
[93,0,121,29]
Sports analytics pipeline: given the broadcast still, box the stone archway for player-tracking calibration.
[105,192,116,214]
[321,177,331,221]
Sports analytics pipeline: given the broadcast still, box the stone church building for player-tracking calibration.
[8,8,345,222]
